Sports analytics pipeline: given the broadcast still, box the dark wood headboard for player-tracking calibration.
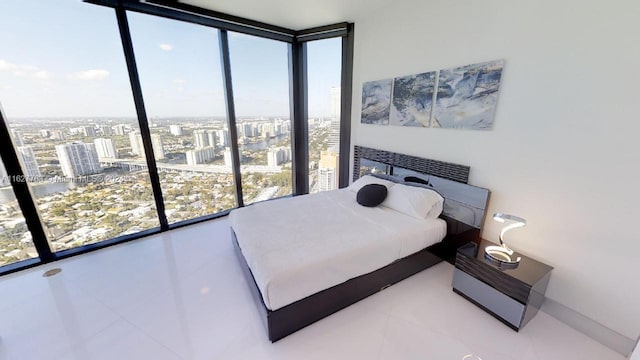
[353,146,470,183]
[352,145,490,234]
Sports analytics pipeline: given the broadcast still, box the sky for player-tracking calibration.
[0,0,341,119]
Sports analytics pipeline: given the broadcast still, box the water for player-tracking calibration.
[241,134,288,150]
[0,182,78,205]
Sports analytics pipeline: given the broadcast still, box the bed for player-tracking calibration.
[230,146,490,341]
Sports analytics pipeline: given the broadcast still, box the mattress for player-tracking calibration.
[228,189,447,310]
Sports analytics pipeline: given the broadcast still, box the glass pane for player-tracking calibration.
[307,38,342,193]
[128,13,237,223]
[0,0,160,252]
[0,161,37,266]
[228,32,293,205]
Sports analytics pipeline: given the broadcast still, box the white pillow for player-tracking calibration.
[347,175,396,193]
[382,183,444,219]
[425,199,444,219]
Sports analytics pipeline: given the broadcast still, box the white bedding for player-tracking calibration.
[228,189,446,310]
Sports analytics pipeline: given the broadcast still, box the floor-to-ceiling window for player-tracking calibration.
[128,13,237,223]
[227,32,293,204]
[306,38,343,193]
[0,0,352,275]
[0,0,160,254]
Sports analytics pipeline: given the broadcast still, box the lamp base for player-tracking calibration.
[484,245,521,268]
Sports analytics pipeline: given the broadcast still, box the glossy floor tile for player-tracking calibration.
[0,218,625,360]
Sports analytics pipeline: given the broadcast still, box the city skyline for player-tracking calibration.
[0,112,340,266]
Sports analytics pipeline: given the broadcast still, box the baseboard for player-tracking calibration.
[541,297,635,357]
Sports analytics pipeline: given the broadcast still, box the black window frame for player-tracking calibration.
[0,0,354,276]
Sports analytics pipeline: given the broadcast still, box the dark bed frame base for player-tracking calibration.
[232,229,444,342]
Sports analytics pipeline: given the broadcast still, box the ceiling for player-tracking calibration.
[180,0,390,30]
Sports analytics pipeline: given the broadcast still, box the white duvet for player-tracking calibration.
[228,189,446,310]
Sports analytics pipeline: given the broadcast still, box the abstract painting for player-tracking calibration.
[361,79,392,125]
[432,60,504,130]
[389,71,436,127]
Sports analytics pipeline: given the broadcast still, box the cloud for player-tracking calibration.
[159,43,173,51]
[173,78,186,84]
[33,70,51,80]
[70,69,110,81]
[0,59,50,79]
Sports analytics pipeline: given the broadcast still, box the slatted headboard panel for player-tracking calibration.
[352,145,470,184]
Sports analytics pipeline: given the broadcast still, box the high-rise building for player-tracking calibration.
[99,125,113,136]
[50,130,66,140]
[207,131,217,149]
[260,123,275,139]
[151,134,165,160]
[129,131,144,156]
[223,147,233,168]
[56,142,101,177]
[243,123,256,138]
[216,130,229,147]
[186,147,215,165]
[193,130,209,148]
[328,87,341,151]
[113,124,127,136]
[267,149,279,168]
[17,146,40,178]
[169,125,183,136]
[318,150,339,192]
[94,138,119,159]
[11,130,24,146]
[81,126,96,137]
[129,132,164,160]
[39,129,51,138]
[267,147,292,168]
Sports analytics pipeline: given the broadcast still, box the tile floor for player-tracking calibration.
[0,218,625,360]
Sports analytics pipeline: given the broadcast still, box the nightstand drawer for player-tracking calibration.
[453,269,525,328]
[455,253,530,304]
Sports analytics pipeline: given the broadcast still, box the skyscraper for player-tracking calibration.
[223,147,233,168]
[318,150,339,192]
[328,86,341,151]
[56,142,101,177]
[267,147,292,168]
[129,132,164,160]
[151,134,165,160]
[216,129,229,147]
[94,138,119,159]
[17,146,40,178]
[267,148,280,168]
[81,126,96,137]
[99,125,113,136]
[207,131,217,149]
[193,130,209,148]
[113,124,127,136]
[129,131,144,156]
[11,129,24,146]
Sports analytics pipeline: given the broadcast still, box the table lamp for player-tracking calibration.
[484,213,526,265]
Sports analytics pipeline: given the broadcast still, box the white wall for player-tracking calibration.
[350,0,640,339]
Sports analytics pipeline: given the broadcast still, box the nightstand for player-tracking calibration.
[452,239,553,331]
